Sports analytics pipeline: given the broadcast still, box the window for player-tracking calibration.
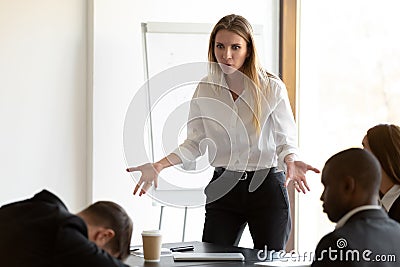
[297,0,400,252]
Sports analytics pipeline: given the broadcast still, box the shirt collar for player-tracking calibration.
[219,75,250,104]
[381,184,400,211]
[335,205,382,229]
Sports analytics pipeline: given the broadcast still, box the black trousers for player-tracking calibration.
[202,167,291,250]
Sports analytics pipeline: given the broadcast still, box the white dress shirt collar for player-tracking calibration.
[381,184,400,211]
[335,205,382,229]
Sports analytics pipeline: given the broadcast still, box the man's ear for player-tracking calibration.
[343,175,356,194]
[93,228,116,248]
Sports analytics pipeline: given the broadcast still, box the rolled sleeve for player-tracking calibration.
[171,87,206,170]
[271,80,300,171]
[171,144,199,170]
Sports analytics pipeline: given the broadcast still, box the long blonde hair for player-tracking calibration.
[208,14,277,134]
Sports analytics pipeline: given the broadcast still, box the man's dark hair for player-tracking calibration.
[81,201,133,260]
[325,148,381,194]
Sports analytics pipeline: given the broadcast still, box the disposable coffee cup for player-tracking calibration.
[141,230,162,262]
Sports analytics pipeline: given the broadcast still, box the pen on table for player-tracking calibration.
[170,245,194,252]
[130,248,140,252]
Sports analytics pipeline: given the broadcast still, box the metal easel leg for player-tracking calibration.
[159,205,164,230]
[182,206,188,242]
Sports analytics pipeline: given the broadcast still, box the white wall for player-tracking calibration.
[92,0,279,246]
[0,0,279,247]
[0,0,88,211]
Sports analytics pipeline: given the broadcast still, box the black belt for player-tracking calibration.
[214,167,279,181]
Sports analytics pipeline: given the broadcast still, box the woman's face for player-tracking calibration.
[213,29,248,74]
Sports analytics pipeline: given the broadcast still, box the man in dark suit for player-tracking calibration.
[0,189,133,267]
[312,148,400,266]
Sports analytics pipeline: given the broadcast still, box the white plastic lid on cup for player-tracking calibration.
[141,230,162,236]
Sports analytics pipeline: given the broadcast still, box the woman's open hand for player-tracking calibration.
[126,162,164,196]
[285,161,320,194]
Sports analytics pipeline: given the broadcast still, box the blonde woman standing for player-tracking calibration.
[127,14,319,250]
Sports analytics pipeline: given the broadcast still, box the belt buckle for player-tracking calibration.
[239,171,248,180]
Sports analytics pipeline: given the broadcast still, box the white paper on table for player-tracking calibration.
[130,247,172,258]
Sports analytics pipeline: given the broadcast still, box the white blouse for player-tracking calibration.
[172,74,299,172]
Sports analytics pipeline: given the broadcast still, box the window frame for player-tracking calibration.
[279,0,299,251]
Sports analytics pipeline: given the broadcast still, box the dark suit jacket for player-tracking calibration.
[312,209,400,267]
[0,190,128,267]
[388,196,400,224]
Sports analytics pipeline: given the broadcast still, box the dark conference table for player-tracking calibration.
[126,241,310,267]
[126,241,261,266]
